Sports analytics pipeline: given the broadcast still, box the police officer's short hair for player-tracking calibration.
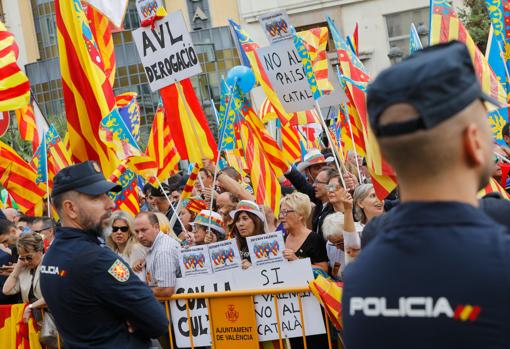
[0,219,14,236]
[136,211,159,225]
[17,232,44,252]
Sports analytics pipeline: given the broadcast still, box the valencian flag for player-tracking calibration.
[309,275,343,330]
[160,78,217,166]
[108,162,140,216]
[14,104,39,153]
[0,304,42,348]
[259,97,320,126]
[296,27,334,94]
[218,78,238,151]
[430,0,507,108]
[86,4,116,87]
[328,17,397,199]
[56,0,119,175]
[0,141,45,216]
[115,92,141,142]
[99,109,143,160]
[229,19,291,124]
[0,22,30,112]
[478,177,510,200]
[409,23,423,54]
[145,104,180,181]
[180,163,200,201]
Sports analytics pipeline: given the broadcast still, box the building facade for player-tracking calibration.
[2,0,465,144]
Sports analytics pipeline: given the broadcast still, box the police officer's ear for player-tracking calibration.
[463,121,489,168]
[60,192,80,220]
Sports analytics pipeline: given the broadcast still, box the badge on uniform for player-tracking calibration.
[108,259,130,282]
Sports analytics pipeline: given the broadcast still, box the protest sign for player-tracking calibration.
[171,259,325,347]
[171,273,232,348]
[246,231,286,267]
[132,10,202,91]
[208,240,242,273]
[258,10,292,44]
[179,245,213,277]
[135,0,164,23]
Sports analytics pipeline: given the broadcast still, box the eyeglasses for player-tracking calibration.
[112,226,129,233]
[326,184,342,192]
[279,209,295,217]
[313,179,328,185]
[18,255,34,262]
[32,226,52,234]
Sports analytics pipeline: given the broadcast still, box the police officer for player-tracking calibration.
[342,42,510,348]
[40,161,169,348]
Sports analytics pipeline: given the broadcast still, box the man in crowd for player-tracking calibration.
[150,184,182,235]
[342,42,510,348]
[31,217,56,247]
[134,211,180,298]
[40,161,168,348]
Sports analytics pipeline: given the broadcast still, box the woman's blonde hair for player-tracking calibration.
[106,211,139,257]
[353,184,374,224]
[280,192,311,224]
[17,232,44,253]
[154,212,181,242]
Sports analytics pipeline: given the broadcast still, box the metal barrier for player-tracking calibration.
[50,286,335,349]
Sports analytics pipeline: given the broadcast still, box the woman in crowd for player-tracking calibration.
[280,192,328,272]
[2,233,46,323]
[106,211,147,281]
[326,170,350,214]
[178,197,206,241]
[353,184,384,225]
[190,210,225,245]
[230,200,266,269]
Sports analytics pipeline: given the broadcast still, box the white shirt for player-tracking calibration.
[145,232,180,288]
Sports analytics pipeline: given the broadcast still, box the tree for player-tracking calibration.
[458,0,491,53]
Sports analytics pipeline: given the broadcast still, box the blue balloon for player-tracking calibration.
[226,65,256,93]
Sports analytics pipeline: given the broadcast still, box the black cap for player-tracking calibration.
[368,41,501,138]
[52,161,122,197]
[150,183,171,197]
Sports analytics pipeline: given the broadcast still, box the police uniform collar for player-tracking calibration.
[383,201,500,229]
[56,226,102,244]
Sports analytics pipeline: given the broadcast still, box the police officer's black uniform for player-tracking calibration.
[40,161,168,348]
[342,42,510,348]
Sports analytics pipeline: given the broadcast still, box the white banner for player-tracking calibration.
[171,259,325,348]
[132,10,202,91]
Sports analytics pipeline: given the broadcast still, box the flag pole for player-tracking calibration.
[207,79,237,232]
[314,101,347,189]
[154,176,186,233]
[42,132,51,217]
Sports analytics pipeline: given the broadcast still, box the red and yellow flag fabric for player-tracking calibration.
[430,0,507,107]
[0,141,45,216]
[56,0,118,175]
[180,163,200,201]
[0,22,30,112]
[0,304,42,349]
[478,177,510,200]
[14,105,39,153]
[259,97,319,126]
[297,27,334,94]
[86,4,116,87]
[146,105,180,181]
[280,124,302,164]
[160,79,217,166]
[229,19,291,124]
[338,102,366,158]
[108,161,140,216]
[309,275,343,330]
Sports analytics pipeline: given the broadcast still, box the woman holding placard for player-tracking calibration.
[280,192,328,272]
[230,200,266,269]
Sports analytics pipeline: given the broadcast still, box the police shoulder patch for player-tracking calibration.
[108,259,130,282]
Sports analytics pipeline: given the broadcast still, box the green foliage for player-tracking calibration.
[458,0,491,53]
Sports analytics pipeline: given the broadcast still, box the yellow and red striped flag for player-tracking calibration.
[280,124,302,164]
[0,303,42,348]
[297,27,334,94]
[229,19,291,124]
[259,97,319,126]
[478,177,510,200]
[0,22,30,112]
[180,163,200,201]
[86,5,116,87]
[430,0,507,107]
[160,79,217,166]
[239,119,282,215]
[56,0,118,175]
[108,161,140,216]
[309,275,343,330]
[338,102,366,158]
[146,104,180,181]
[0,141,45,216]
[14,104,39,153]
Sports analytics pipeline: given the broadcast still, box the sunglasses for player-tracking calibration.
[19,255,34,262]
[326,184,342,192]
[112,226,129,233]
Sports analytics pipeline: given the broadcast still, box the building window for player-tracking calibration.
[385,7,429,57]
